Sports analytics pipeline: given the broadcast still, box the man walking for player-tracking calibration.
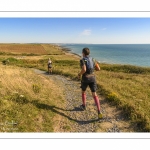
[78,47,103,119]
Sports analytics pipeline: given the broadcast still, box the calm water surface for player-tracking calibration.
[60,44,150,67]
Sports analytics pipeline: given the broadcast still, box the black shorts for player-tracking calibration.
[48,66,52,68]
[80,81,97,92]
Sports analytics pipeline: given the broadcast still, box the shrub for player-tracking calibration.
[32,84,41,93]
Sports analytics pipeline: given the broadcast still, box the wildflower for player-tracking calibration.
[20,95,24,98]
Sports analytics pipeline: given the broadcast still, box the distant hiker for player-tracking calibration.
[78,47,103,119]
[47,58,52,74]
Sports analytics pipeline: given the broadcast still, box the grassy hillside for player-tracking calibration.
[0,64,66,132]
[0,44,47,55]
[1,43,150,131]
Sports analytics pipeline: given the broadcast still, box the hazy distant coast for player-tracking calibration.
[59,44,150,67]
[59,45,81,58]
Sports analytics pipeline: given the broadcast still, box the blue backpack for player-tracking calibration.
[82,57,94,74]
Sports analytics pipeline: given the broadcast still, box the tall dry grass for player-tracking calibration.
[95,70,150,131]
[1,43,150,131]
[0,44,47,54]
[0,64,65,132]
[34,45,150,131]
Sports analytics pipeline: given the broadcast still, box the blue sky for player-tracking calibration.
[0,18,150,44]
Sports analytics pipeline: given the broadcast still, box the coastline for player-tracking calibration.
[58,45,81,59]
[54,44,150,69]
[1,43,150,132]
[56,44,150,68]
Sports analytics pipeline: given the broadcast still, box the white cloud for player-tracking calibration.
[81,29,91,36]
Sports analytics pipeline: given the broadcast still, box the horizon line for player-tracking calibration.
[0,42,150,44]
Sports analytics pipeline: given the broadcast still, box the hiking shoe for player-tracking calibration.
[98,112,103,119]
[80,104,86,111]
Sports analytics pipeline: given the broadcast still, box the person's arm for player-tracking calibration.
[93,59,100,71]
[78,64,86,78]
[95,62,100,71]
[78,59,86,78]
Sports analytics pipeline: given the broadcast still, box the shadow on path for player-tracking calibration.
[31,100,99,124]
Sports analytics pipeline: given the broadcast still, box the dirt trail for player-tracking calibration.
[34,69,137,132]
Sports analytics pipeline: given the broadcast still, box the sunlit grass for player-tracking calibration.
[0,44,47,54]
[0,64,65,132]
[1,43,150,131]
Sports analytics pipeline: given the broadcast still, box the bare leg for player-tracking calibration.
[50,68,52,74]
[48,68,51,74]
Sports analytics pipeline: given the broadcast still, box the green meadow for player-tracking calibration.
[1,44,150,132]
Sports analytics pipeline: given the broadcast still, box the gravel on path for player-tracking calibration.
[34,69,137,132]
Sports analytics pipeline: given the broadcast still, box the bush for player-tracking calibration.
[10,92,29,104]
[32,84,41,93]
[100,64,150,74]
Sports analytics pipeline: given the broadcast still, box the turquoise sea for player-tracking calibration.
[60,44,150,67]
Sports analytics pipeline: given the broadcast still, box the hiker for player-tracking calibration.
[47,58,52,74]
[78,47,103,119]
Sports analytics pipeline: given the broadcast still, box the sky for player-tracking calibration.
[0,18,150,44]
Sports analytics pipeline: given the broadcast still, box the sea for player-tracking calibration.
[59,44,150,68]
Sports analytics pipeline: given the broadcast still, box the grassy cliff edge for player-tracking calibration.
[1,43,150,132]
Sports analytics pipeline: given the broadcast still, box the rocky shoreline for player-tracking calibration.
[58,45,81,58]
